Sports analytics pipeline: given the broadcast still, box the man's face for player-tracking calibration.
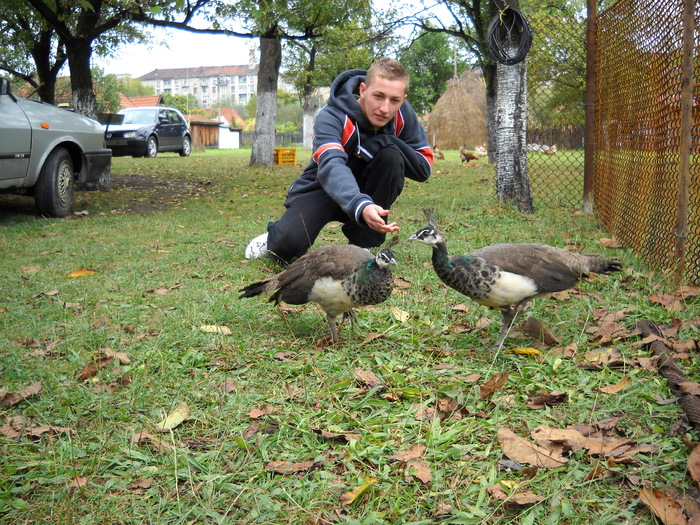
[358,76,408,129]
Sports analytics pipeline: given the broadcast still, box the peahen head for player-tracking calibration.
[407,209,445,246]
[375,235,399,268]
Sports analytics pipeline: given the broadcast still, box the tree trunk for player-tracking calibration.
[30,29,65,104]
[302,96,316,149]
[250,31,282,166]
[66,38,97,118]
[495,57,533,213]
[483,62,497,165]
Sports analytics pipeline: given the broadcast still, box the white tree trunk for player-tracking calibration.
[302,93,318,149]
[250,34,282,166]
[495,58,533,213]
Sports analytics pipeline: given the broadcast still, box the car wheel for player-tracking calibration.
[34,147,75,218]
[179,135,192,157]
[145,136,158,158]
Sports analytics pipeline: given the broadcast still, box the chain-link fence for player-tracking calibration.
[524,5,587,210]
[594,0,699,285]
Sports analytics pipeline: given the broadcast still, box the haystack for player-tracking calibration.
[427,70,487,150]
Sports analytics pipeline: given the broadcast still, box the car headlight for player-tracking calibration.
[123,131,138,139]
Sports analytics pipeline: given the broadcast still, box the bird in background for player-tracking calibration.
[475,144,488,157]
[408,209,622,348]
[238,238,399,343]
[433,145,445,160]
[459,144,479,163]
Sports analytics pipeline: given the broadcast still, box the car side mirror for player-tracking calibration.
[0,78,9,96]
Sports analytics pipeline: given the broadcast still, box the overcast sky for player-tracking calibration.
[94,29,257,78]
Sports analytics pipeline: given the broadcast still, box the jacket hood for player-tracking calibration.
[327,69,369,127]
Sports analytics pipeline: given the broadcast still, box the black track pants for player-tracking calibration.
[266,145,405,263]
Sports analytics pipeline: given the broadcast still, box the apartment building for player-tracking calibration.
[137,64,258,108]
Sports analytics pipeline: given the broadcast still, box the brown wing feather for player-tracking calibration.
[470,244,583,293]
[270,245,373,305]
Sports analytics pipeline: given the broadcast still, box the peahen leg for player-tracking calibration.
[326,314,339,342]
[494,307,517,349]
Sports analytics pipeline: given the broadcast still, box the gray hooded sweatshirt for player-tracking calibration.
[287,69,433,224]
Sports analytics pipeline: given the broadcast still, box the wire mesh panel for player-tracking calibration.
[595,0,699,284]
[524,4,586,209]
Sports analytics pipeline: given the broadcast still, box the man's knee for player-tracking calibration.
[267,221,313,264]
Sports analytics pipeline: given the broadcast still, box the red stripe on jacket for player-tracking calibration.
[313,143,343,163]
[394,110,405,137]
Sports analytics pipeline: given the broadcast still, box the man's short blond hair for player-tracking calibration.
[365,58,410,92]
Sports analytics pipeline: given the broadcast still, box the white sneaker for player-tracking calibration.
[245,232,269,259]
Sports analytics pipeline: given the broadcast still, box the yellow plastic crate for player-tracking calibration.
[274,148,297,166]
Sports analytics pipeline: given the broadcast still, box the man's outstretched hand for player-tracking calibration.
[362,204,399,233]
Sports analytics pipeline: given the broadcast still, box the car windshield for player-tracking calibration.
[120,109,156,125]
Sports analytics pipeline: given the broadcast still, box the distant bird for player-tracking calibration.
[408,210,622,348]
[544,144,558,155]
[238,240,398,342]
[433,145,445,160]
[475,144,488,157]
[459,144,479,163]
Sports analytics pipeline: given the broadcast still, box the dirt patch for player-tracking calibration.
[86,171,214,215]
[0,171,214,221]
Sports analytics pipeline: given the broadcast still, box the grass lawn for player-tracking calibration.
[1,148,698,524]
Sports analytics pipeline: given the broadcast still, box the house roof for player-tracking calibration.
[119,94,163,108]
[185,114,221,126]
[137,65,257,81]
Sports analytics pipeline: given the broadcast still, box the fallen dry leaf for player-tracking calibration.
[488,483,545,507]
[133,430,176,453]
[407,458,432,483]
[679,382,700,396]
[76,356,115,381]
[391,443,426,462]
[597,375,632,394]
[353,368,384,389]
[219,379,236,393]
[0,380,43,407]
[65,268,97,278]
[70,477,88,488]
[103,348,130,364]
[248,404,277,419]
[389,306,410,322]
[310,427,361,442]
[688,445,700,486]
[639,487,687,525]
[154,402,190,432]
[360,333,386,345]
[480,372,509,399]
[510,347,542,356]
[497,427,568,469]
[339,476,377,505]
[518,318,560,346]
[264,459,316,474]
[199,324,232,335]
[599,236,623,248]
[648,292,684,312]
[526,390,569,409]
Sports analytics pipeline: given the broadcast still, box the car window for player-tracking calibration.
[158,109,170,124]
[168,110,183,125]
[120,109,156,125]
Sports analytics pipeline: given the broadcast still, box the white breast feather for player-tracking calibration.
[308,277,354,316]
[475,271,538,308]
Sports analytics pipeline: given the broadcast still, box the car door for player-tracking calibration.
[0,93,32,181]
[156,108,176,150]
[168,110,187,148]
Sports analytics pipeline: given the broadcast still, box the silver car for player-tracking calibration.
[0,78,112,218]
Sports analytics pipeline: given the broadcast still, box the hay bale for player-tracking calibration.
[427,70,487,150]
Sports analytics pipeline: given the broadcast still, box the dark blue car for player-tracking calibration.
[103,106,191,158]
